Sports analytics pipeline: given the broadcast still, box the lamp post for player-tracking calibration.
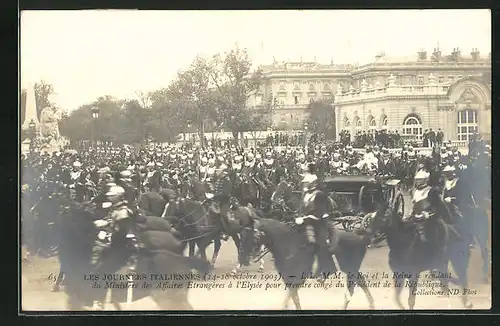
[91,106,100,151]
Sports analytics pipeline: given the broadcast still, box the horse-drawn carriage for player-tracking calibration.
[323,175,405,233]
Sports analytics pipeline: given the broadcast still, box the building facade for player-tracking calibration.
[250,48,491,141]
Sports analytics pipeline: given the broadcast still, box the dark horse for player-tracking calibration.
[382,192,474,309]
[55,198,210,310]
[165,198,224,268]
[238,204,389,310]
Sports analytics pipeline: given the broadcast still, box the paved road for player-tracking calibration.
[22,194,491,311]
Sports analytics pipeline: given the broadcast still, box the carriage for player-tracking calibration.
[323,175,405,232]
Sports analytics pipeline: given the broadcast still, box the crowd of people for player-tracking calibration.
[339,129,407,149]
[21,134,490,260]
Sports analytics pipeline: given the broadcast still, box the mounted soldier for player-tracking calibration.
[90,185,138,310]
[297,163,336,281]
[403,170,452,243]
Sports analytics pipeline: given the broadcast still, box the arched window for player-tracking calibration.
[380,114,388,127]
[368,116,377,130]
[457,109,478,141]
[354,116,362,131]
[402,114,423,140]
[344,117,350,128]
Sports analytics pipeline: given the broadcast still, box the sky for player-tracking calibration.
[20,9,491,112]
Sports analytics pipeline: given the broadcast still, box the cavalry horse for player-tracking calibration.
[238,201,390,310]
[54,194,210,310]
[164,197,225,269]
[382,188,474,309]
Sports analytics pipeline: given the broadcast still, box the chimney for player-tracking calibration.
[432,47,442,62]
[471,48,480,61]
[417,48,427,60]
[451,48,461,61]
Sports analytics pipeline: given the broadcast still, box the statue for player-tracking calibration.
[39,107,63,152]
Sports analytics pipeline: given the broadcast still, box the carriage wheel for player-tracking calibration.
[393,193,405,218]
[358,186,366,211]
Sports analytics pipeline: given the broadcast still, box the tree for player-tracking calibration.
[34,80,56,117]
[165,56,217,147]
[59,95,124,144]
[20,80,56,125]
[305,98,336,141]
[205,47,263,145]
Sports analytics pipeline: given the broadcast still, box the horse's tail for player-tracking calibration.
[180,255,211,274]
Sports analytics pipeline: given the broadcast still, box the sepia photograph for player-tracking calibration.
[20,9,491,311]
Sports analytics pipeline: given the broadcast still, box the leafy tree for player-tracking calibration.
[165,56,216,147]
[305,98,336,140]
[205,47,263,144]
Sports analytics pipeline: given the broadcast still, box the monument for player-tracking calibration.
[21,82,65,154]
[21,82,39,153]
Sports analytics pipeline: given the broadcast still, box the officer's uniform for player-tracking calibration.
[300,172,336,279]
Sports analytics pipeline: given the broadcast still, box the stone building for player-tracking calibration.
[249,48,491,141]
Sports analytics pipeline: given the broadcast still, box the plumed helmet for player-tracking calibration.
[442,165,456,173]
[120,170,132,178]
[106,185,125,197]
[414,170,430,180]
[302,172,318,184]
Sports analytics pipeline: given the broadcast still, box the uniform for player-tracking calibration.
[299,172,336,279]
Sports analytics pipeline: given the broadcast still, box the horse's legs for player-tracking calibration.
[449,245,473,309]
[282,289,292,309]
[393,277,405,309]
[355,273,375,309]
[290,288,302,310]
[231,234,242,275]
[475,234,489,282]
[258,258,264,273]
[407,273,419,310]
[210,237,222,268]
[188,241,196,257]
[342,272,354,309]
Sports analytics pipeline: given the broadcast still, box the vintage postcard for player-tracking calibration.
[20,9,491,311]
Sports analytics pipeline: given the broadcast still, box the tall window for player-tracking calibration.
[402,114,423,140]
[457,109,478,141]
[354,116,362,131]
[381,114,388,127]
[344,117,350,129]
[278,94,286,105]
[368,116,377,130]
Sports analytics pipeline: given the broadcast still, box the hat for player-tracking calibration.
[73,161,82,168]
[120,170,132,179]
[302,173,318,184]
[442,165,456,172]
[414,170,430,179]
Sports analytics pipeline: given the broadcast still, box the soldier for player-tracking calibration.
[90,185,137,310]
[298,164,336,281]
[206,158,217,183]
[404,170,452,243]
[199,156,209,181]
